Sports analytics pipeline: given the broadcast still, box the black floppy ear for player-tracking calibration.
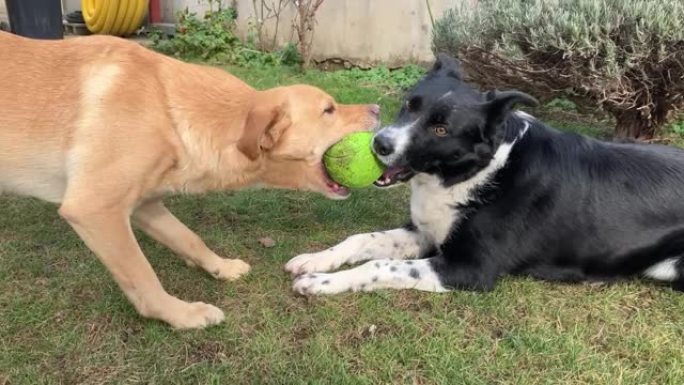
[484,90,538,126]
[431,53,462,79]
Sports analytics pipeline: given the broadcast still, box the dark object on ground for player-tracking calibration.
[5,0,63,39]
[65,11,85,24]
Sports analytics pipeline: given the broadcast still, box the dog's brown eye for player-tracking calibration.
[433,126,448,137]
[324,105,335,114]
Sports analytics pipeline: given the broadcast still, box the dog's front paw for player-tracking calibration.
[292,273,364,296]
[210,258,251,281]
[285,251,340,275]
[293,273,336,295]
[165,301,225,329]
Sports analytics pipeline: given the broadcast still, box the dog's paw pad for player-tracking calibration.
[293,273,343,295]
[168,302,225,329]
[211,258,251,281]
[285,252,339,275]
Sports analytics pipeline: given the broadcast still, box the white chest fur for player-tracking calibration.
[410,174,460,246]
[409,137,520,246]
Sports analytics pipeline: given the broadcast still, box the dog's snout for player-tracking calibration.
[373,134,394,156]
[368,104,381,118]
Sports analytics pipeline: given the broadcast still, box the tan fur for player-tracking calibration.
[0,32,379,329]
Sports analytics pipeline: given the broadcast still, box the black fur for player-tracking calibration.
[380,55,684,292]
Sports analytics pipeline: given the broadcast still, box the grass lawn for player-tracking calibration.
[2,63,684,385]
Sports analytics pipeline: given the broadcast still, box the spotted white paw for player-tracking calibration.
[292,273,358,295]
[291,258,448,296]
[285,251,341,275]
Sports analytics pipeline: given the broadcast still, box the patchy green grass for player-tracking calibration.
[2,64,683,385]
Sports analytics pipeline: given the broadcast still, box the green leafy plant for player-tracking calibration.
[667,120,684,136]
[150,1,300,66]
[544,98,578,112]
[433,0,684,139]
[278,42,303,66]
[150,6,240,61]
[328,65,426,92]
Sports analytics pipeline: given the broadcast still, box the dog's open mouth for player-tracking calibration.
[374,165,415,188]
[321,165,351,197]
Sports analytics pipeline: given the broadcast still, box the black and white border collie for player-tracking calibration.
[285,54,684,295]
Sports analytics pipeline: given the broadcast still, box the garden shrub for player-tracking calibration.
[433,0,684,138]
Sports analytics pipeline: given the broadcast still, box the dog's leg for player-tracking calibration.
[60,200,225,329]
[132,200,250,280]
[285,227,424,275]
[292,254,499,295]
[58,151,226,330]
[292,257,448,295]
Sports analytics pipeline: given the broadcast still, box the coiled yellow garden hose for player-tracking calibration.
[82,0,149,36]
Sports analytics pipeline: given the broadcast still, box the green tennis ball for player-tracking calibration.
[323,132,386,188]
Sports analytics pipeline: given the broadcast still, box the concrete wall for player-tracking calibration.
[56,0,472,66]
[231,0,468,66]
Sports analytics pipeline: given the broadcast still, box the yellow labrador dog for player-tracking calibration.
[0,32,379,329]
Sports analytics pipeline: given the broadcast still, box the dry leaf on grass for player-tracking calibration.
[258,237,276,248]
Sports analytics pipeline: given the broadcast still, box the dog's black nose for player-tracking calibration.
[373,135,394,156]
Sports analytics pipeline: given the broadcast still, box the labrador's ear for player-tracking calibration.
[238,101,291,160]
